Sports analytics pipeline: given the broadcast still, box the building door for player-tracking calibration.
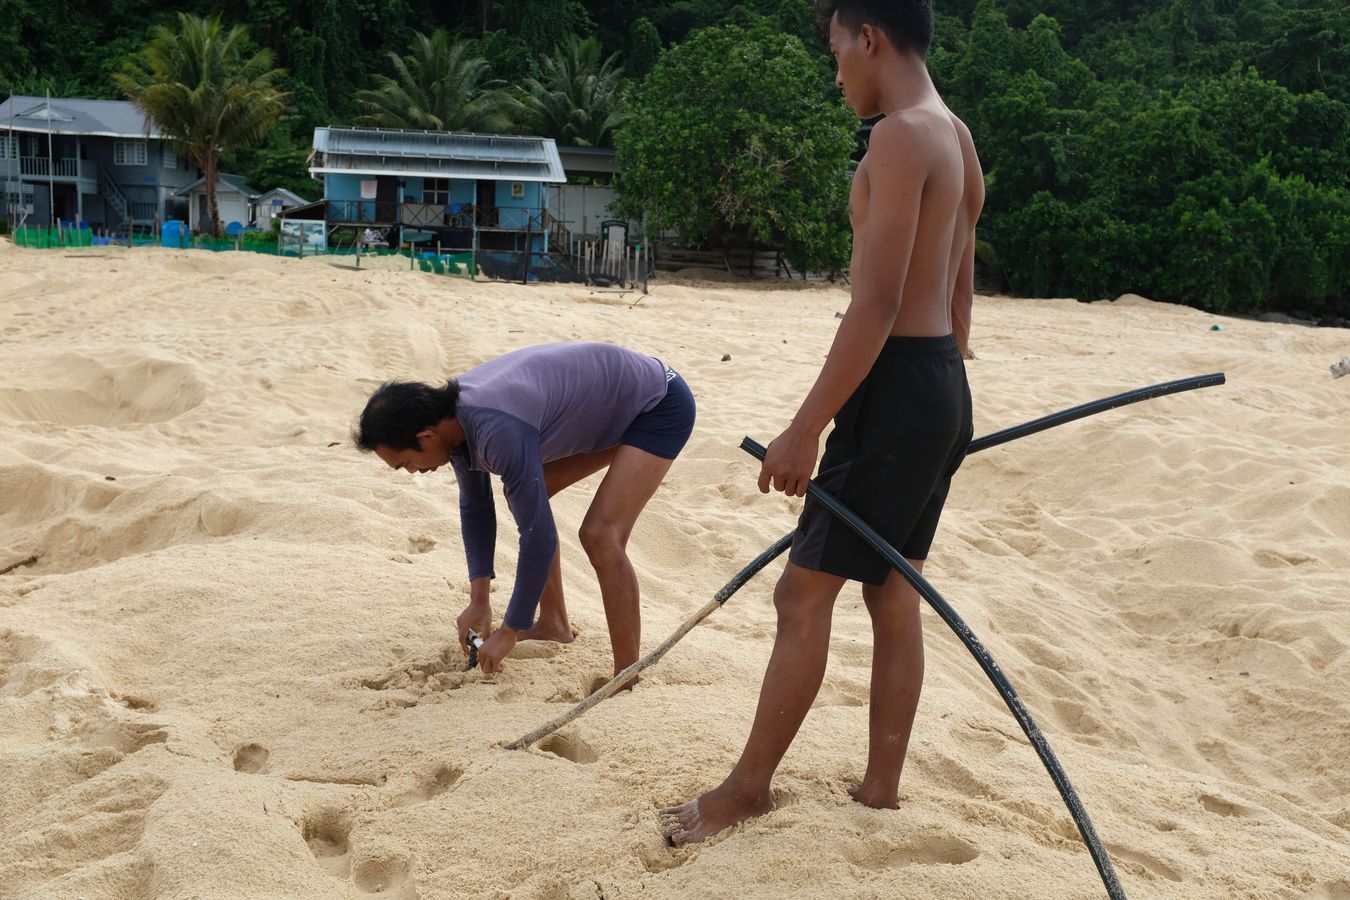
[376,176,398,223]
[477,179,497,226]
[51,184,77,224]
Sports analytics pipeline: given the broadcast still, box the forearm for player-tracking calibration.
[953,291,973,358]
[792,296,900,435]
[468,576,492,608]
[501,530,558,630]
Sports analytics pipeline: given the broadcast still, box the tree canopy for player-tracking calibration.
[113,12,287,236]
[613,23,855,272]
[2,0,1346,313]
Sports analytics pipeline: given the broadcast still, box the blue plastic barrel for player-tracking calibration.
[161,220,184,248]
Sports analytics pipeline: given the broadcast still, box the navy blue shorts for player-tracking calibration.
[620,368,696,460]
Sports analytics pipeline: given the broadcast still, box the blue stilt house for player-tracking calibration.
[290,126,570,256]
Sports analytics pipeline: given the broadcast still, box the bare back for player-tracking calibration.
[849,102,984,338]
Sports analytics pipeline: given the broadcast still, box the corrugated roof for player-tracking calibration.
[174,173,262,198]
[257,187,309,204]
[311,126,566,183]
[0,95,159,139]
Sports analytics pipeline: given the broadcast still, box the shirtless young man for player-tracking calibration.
[354,342,696,682]
[660,0,984,844]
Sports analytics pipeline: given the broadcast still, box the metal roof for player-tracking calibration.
[0,95,160,139]
[557,145,618,176]
[256,187,310,204]
[174,173,263,198]
[311,126,566,183]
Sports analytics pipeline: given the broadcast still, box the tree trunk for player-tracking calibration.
[480,0,491,34]
[204,151,221,237]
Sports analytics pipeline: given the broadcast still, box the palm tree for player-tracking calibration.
[115,13,287,236]
[514,35,626,147]
[354,31,513,133]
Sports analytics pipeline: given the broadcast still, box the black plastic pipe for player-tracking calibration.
[742,435,1127,899]
[706,374,1226,898]
[711,372,1227,611]
[967,373,1225,455]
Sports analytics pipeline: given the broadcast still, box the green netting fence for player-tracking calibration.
[6,227,638,286]
[7,225,481,279]
[12,225,95,248]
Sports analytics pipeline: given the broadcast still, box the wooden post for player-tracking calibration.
[355,232,362,269]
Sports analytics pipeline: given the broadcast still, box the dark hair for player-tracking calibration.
[817,0,934,58]
[352,380,460,452]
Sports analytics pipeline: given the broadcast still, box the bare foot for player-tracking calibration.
[847,781,899,810]
[658,785,775,846]
[610,672,640,694]
[517,619,576,643]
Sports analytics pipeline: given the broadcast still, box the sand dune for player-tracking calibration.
[1,242,1347,899]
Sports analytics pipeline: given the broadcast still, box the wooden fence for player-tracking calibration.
[652,244,844,282]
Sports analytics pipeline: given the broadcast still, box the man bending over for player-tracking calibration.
[355,342,696,682]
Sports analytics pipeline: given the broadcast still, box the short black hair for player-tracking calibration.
[817,0,934,59]
[352,380,460,452]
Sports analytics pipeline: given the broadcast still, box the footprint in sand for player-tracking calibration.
[1105,843,1183,883]
[510,641,566,661]
[850,832,980,870]
[546,671,625,704]
[233,743,270,774]
[390,765,463,808]
[955,722,1011,754]
[1198,792,1259,819]
[112,693,157,712]
[303,811,353,879]
[813,679,868,708]
[1050,698,1108,739]
[75,716,169,757]
[406,534,437,554]
[352,854,418,899]
[1253,548,1315,568]
[537,729,599,764]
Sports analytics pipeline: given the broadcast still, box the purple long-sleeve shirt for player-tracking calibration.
[449,342,668,630]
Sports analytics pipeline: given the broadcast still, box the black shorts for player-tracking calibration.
[620,368,696,460]
[789,334,972,584]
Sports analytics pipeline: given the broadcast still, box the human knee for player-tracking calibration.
[862,584,921,620]
[772,572,836,627]
[578,520,624,560]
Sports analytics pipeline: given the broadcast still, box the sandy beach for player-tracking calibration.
[1,241,1347,899]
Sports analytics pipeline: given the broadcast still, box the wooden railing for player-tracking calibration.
[312,200,556,233]
[20,157,79,178]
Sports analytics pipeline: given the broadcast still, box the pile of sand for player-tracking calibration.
[1,245,1347,899]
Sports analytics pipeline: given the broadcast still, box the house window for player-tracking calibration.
[163,146,177,169]
[114,141,147,166]
[0,135,15,159]
[3,183,34,207]
[423,178,449,205]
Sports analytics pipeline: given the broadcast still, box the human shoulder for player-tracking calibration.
[867,112,940,165]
